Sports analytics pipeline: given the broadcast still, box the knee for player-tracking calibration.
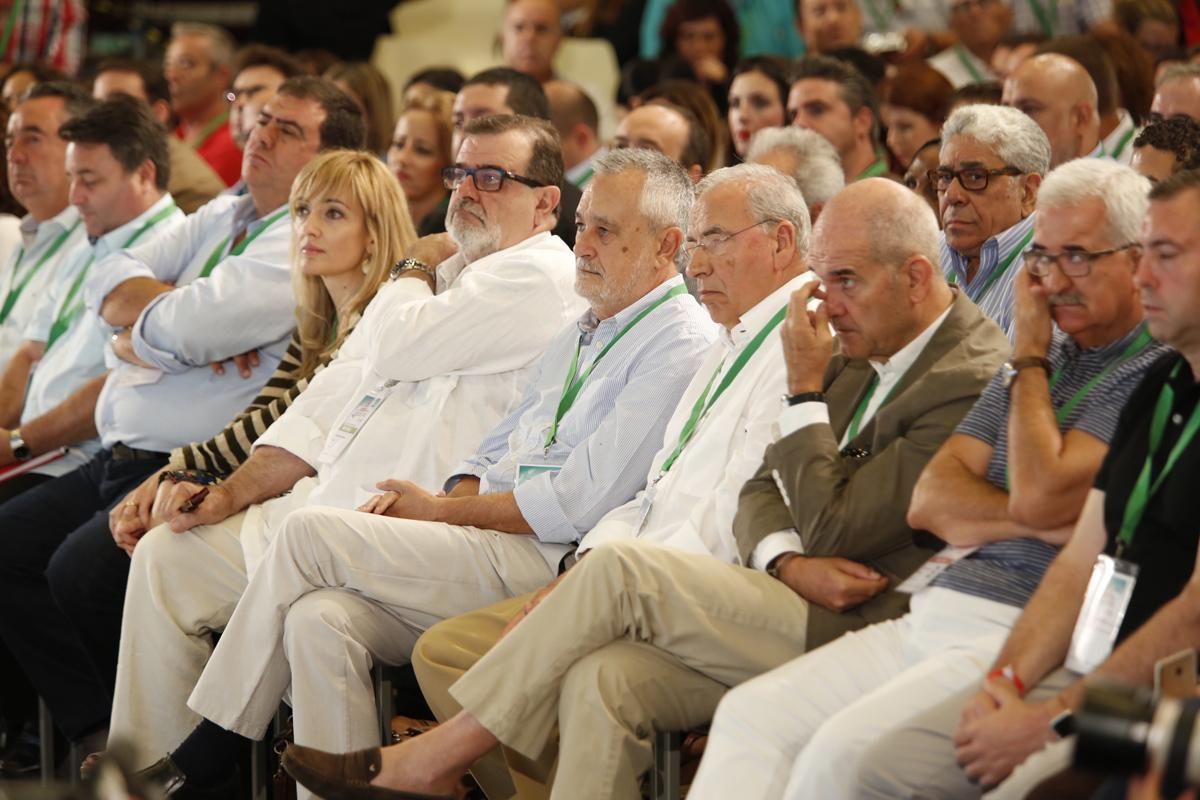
[559,649,647,735]
[282,590,354,659]
[411,619,457,680]
[272,507,340,559]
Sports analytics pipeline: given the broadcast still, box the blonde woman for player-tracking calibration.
[388,89,454,232]
[111,149,417,544]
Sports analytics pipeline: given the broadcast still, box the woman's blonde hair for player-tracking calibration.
[400,88,455,168]
[289,149,417,376]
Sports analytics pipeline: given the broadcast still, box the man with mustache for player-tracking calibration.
[101,116,627,793]
[690,158,1170,800]
[938,104,1048,336]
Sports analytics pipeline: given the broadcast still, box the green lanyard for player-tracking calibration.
[1110,126,1136,161]
[0,219,81,325]
[1027,0,1058,37]
[190,109,229,150]
[856,155,888,182]
[572,166,595,188]
[544,284,688,449]
[845,370,906,442]
[1116,361,1200,551]
[1004,327,1154,489]
[949,228,1034,302]
[657,304,787,475]
[954,46,986,84]
[0,0,22,58]
[199,207,288,279]
[44,201,178,351]
[861,0,893,32]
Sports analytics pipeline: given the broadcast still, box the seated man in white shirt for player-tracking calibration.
[280,163,830,800]
[0,76,364,756]
[0,97,184,503]
[102,114,588,788]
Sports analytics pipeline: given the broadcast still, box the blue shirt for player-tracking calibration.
[940,213,1036,338]
[452,275,717,546]
[87,194,295,452]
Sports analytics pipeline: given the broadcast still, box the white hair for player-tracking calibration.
[1037,158,1151,246]
[696,163,812,256]
[592,147,694,232]
[941,104,1052,175]
[1156,63,1200,88]
[170,22,235,69]
[745,127,845,209]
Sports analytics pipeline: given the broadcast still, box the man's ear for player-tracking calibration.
[853,106,874,145]
[687,163,703,184]
[905,254,936,300]
[536,184,562,219]
[658,225,684,267]
[1019,172,1042,216]
[773,219,798,265]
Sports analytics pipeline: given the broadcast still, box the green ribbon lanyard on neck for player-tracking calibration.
[572,165,595,188]
[199,207,288,279]
[949,228,1033,299]
[845,368,907,442]
[0,219,81,325]
[657,303,788,475]
[1004,326,1154,489]
[954,46,986,84]
[191,108,230,150]
[1110,126,1136,161]
[857,155,888,182]
[862,0,893,32]
[45,201,177,351]
[0,0,23,58]
[1027,0,1058,37]
[544,283,688,449]
[1115,361,1200,554]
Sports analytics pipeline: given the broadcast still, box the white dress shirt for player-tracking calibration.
[21,194,185,475]
[245,231,583,574]
[87,194,295,452]
[576,274,816,565]
[0,206,87,367]
[751,303,955,570]
[1102,109,1137,165]
[928,45,996,89]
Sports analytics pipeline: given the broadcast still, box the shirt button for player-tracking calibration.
[1173,413,1184,425]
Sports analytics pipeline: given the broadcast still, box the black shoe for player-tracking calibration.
[135,755,242,799]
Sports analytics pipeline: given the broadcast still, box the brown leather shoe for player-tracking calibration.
[281,744,454,800]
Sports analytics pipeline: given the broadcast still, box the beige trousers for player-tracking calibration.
[109,513,251,768]
[412,540,811,800]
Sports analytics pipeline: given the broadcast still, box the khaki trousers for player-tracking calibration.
[412,540,811,800]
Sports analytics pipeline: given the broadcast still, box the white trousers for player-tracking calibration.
[185,505,557,755]
[688,587,1023,800]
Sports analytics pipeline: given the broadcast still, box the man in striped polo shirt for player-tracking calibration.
[937,103,1048,336]
[689,159,1169,800]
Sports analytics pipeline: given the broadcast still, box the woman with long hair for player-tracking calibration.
[387,90,454,233]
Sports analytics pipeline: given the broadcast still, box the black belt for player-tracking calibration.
[110,443,167,463]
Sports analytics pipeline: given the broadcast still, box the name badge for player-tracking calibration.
[896,545,980,594]
[319,378,398,464]
[515,463,561,486]
[633,482,659,534]
[1065,555,1139,674]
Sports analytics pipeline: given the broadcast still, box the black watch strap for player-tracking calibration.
[786,392,826,406]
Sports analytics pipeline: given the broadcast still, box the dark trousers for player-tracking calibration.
[0,449,166,739]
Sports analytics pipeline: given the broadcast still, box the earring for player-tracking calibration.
[362,252,372,274]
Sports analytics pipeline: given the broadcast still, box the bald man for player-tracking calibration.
[614,103,706,183]
[501,0,562,84]
[1003,53,1102,167]
[545,79,605,187]
[1151,64,1200,124]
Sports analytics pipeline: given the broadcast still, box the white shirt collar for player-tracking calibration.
[91,193,177,258]
[867,300,954,383]
[20,204,79,248]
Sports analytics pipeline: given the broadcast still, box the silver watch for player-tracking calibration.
[9,428,31,462]
[390,258,436,282]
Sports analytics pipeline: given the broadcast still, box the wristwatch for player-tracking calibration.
[1002,356,1051,388]
[766,552,802,580]
[390,258,436,282]
[158,468,219,486]
[784,391,826,406]
[9,428,31,462]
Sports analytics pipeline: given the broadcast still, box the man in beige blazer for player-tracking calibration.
[282,178,1012,800]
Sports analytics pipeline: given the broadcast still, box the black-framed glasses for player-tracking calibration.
[1023,244,1140,278]
[442,165,549,192]
[928,166,1023,193]
[684,219,779,258]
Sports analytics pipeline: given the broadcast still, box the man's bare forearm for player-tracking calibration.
[220,445,317,512]
[436,491,533,535]
[18,375,106,455]
[100,277,173,328]
[0,341,40,427]
[111,330,155,368]
[909,452,1043,546]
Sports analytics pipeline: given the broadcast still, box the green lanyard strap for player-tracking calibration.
[856,155,888,182]
[199,207,289,279]
[954,46,986,84]
[657,304,787,475]
[190,109,230,150]
[544,283,688,449]
[845,369,907,442]
[0,219,81,325]
[0,0,23,58]
[1027,0,1058,37]
[1110,126,1136,161]
[949,228,1034,302]
[45,201,178,351]
[861,0,893,32]
[1116,361,1200,550]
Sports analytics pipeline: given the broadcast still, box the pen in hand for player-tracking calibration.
[178,487,209,515]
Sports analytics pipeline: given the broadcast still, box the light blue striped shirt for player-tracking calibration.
[940,213,1036,338]
[452,275,717,545]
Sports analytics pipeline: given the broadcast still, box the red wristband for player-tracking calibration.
[987,664,1026,696]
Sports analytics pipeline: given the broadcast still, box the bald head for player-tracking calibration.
[615,104,692,168]
[1003,53,1100,167]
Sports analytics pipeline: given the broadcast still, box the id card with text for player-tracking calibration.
[319,379,398,464]
[1065,555,1138,674]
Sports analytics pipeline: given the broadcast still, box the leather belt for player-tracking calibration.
[110,442,167,463]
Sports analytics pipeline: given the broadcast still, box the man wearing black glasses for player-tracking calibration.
[936,103,1049,337]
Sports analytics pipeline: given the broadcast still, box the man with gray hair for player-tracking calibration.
[1151,63,1200,125]
[126,146,716,796]
[695,158,1168,800]
[747,126,845,220]
[164,23,241,185]
[937,103,1049,335]
[283,174,1009,800]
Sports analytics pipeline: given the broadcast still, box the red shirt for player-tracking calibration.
[176,117,242,187]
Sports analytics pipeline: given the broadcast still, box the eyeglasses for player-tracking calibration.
[226,85,268,104]
[1023,244,1140,278]
[442,165,549,192]
[684,219,779,258]
[928,166,1023,193]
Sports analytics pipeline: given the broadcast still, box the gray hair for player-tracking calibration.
[1156,63,1200,88]
[745,127,845,209]
[1036,158,1151,246]
[941,104,1052,175]
[169,23,236,69]
[592,147,694,232]
[696,163,812,256]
